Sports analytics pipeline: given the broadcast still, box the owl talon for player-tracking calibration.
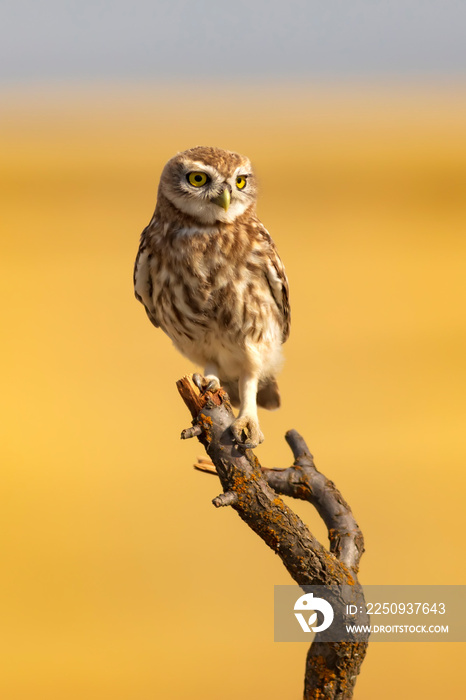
[193,373,221,394]
[205,377,221,392]
[193,373,204,391]
[231,415,264,449]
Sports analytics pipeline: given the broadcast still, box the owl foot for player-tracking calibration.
[231,415,264,449]
[193,373,221,393]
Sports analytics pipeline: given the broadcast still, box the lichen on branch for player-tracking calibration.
[177,374,369,700]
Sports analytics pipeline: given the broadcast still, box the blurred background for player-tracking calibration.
[1,1,465,698]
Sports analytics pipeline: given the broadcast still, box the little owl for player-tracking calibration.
[134,146,290,448]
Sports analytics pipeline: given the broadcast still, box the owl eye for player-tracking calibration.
[236,175,247,190]
[187,172,209,187]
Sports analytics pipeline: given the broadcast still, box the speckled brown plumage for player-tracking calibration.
[134,146,290,447]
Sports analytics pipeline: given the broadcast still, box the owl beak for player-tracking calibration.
[211,187,231,211]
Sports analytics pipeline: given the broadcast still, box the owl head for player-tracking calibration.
[158,146,257,225]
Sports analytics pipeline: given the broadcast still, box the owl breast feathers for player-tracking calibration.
[134,145,290,448]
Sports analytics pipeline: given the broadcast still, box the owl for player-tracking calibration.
[134,146,290,448]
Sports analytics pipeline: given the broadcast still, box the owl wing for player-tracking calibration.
[133,228,160,328]
[256,225,291,343]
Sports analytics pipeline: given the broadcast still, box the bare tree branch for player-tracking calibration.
[262,431,364,574]
[177,374,369,699]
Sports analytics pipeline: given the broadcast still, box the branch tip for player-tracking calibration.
[193,461,218,475]
[176,374,206,419]
[285,429,315,464]
[181,424,202,440]
[212,491,239,508]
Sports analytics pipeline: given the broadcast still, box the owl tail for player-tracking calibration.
[257,377,281,410]
[221,377,281,411]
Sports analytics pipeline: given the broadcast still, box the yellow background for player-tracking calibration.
[1,85,465,698]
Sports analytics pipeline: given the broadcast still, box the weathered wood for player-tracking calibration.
[177,374,369,699]
[262,431,364,574]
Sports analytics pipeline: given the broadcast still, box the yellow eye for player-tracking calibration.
[188,172,208,187]
[236,175,247,190]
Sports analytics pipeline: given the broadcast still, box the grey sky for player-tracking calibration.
[1,0,465,85]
